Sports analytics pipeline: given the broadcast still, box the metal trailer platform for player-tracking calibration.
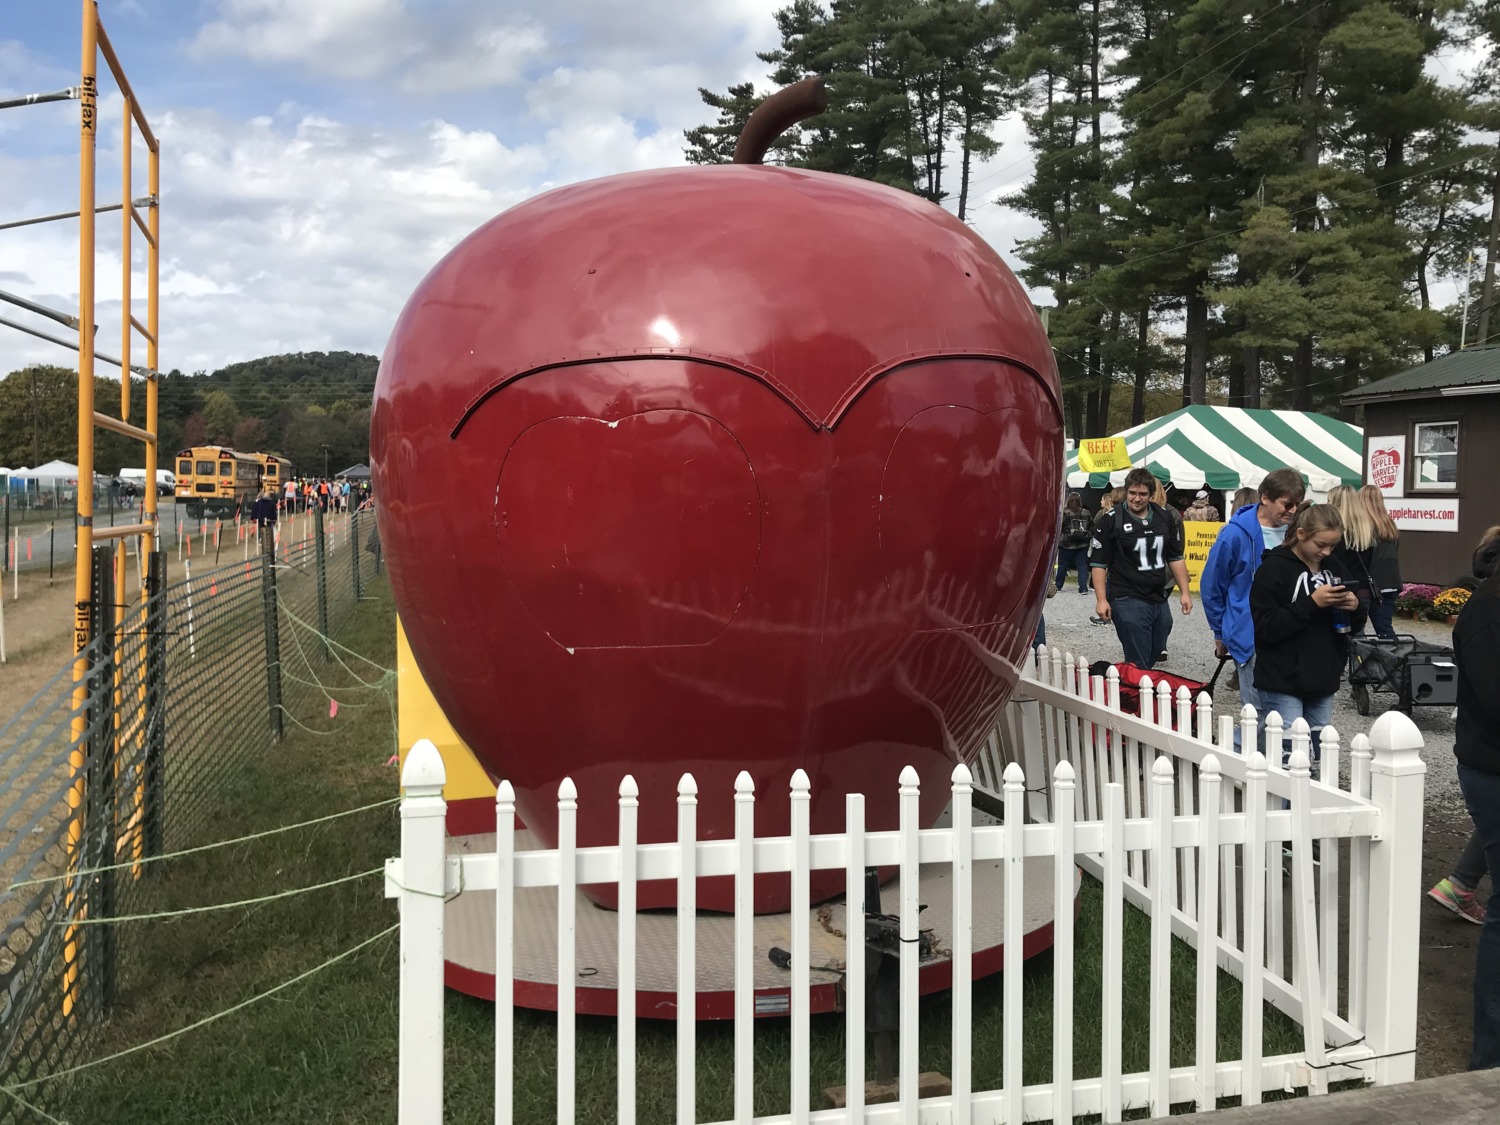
[442,810,1077,1019]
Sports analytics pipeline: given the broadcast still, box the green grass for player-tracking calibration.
[41,579,1302,1124]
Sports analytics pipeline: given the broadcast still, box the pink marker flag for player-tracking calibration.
[329,699,339,719]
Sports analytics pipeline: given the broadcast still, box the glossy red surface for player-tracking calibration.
[372,164,1062,912]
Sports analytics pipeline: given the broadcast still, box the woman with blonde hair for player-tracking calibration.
[1231,486,1258,513]
[1327,485,1376,620]
[1359,485,1402,639]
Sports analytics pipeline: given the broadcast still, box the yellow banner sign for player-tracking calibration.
[1182,520,1222,593]
[1077,437,1132,474]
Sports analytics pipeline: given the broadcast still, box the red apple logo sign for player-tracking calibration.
[370,80,1063,912]
[1370,447,1401,491]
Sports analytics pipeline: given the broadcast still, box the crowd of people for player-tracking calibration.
[277,476,368,514]
[1051,469,1500,1071]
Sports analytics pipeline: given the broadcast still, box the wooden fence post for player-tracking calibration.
[396,740,447,1124]
[1362,710,1425,1087]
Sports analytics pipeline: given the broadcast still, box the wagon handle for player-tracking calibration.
[1205,656,1231,695]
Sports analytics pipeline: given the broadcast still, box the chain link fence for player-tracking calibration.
[0,504,382,1121]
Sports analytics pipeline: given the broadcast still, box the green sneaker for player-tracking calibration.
[1427,878,1486,924]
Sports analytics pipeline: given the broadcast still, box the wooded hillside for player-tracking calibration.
[0,351,376,476]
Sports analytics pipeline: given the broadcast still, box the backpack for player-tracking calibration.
[1061,510,1091,546]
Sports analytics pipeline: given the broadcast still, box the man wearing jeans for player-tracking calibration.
[1089,468,1192,670]
[1199,468,1304,750]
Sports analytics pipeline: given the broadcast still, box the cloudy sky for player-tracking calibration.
[0,0,1043,380]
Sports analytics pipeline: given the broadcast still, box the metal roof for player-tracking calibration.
[1342,343,1500,404]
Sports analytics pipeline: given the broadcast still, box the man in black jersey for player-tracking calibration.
[1089,467,1193,669]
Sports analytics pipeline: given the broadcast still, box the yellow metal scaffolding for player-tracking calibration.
[0,0,161,1017]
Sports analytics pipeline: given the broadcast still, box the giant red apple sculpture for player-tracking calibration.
[372,80,1062,912]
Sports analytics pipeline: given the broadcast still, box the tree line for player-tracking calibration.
[685,0,1500,437]
[0,351,377,477]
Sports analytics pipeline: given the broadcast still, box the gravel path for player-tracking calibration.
[1037,580,1460,804]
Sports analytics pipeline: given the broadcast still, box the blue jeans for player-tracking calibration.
[1258,689,1333,768]
[1232,655,1261,753]
[1370,591,1397,640]
[1055,547,1089,592]
[1453,830,1490,892]
[1110,595,1171,670]
[1460,763,1500,1069]
[1033,613,1046,650]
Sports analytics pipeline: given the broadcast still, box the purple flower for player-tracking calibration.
[1399,583,1443,601]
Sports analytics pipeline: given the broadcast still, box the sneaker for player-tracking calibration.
[1047,583,1059,599]
[1157,650,1169,663]
[1428,878,1486,924]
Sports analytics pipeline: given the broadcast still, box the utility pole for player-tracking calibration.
[1478,155,1500,345]
[1462,254,1477,350]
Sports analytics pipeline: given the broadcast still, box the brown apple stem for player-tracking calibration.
[731,77,828,165]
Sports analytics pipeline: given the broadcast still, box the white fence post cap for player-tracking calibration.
[401,739,446,790]
[1369,710,1426,773]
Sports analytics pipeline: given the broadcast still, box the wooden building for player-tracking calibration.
[1343,344,1500,585]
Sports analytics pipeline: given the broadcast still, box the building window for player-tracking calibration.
[1411,420,1458,491]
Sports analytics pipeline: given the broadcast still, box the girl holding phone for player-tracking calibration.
[1250,503,1366,761]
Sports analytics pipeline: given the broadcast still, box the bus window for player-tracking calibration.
[195,460,214,475]
[265,463,278,478]
[219,461,232,476]
[178,459,192,476]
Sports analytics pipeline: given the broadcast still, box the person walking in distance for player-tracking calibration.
[1250,503,1365,767]
[1184,490,1221,522]
[251,483,279,554]
[1200,468,1304,749]
[1056,493,1092,595]
[1089,468,1192,670]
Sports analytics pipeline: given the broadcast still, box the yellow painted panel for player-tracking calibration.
[396,615,495,800]
[1182,520,1222,594]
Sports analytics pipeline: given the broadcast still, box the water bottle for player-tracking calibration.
[1330,581,1351,634]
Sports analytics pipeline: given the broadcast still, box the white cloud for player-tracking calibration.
[190,0,415,80]
[400,21,549,93]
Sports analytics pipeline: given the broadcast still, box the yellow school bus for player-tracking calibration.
[255,453,293,491]
[174,446,260,519]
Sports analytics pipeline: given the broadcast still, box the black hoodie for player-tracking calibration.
[1456,575,1500,776]
[1250,543,1366,698]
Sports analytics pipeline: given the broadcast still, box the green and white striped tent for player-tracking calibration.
[1065,405,1363,496]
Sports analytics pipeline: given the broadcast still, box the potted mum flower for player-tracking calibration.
[1396,583,1442,619]
[1433,587,1472,624]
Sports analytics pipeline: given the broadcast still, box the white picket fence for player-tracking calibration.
[386,646,1426,1124]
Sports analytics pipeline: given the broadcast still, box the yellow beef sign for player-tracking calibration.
[1077,437,1132,474]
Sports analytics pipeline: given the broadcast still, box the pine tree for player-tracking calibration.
[683,83,760,164]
